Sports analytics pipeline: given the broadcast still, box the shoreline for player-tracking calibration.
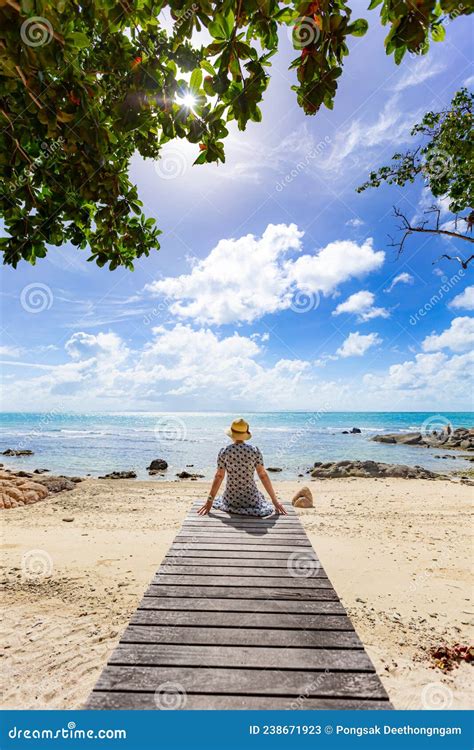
[1,477,472,710]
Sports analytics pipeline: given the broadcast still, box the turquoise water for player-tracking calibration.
[0,412,471,479]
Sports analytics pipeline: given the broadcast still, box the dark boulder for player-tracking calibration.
[147,459,168,472]
[99,471,137,480]
[2,449,34,456]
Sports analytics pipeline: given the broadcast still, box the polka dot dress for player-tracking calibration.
[213,443,275,517]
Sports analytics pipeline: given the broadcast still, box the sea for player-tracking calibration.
[0,411,472,480]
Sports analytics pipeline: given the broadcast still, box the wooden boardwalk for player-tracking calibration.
[86,502,391,709]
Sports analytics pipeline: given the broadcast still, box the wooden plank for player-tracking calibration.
[170,543,311,553]
[144,584,340,600]
[166,548,317,560]
[183,516,303,531]
[176,534,310,544]
[109,644,373,671]
[131,610,352,630]
[137,597,346,615]
[159,565,327,578]
[153,574,332,588]
[163,556,318,568]
[87,692,390,710]
[120,626,361,648]
[94,666,388,699]
[175,534,311,552]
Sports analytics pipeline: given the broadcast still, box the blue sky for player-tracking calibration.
[1,4,473,412]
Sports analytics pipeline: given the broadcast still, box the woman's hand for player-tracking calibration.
[273,500,287,515]
[197,499,213,516]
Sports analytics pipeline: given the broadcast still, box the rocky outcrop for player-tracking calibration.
[2,449,34,456]
[372,427,474,451]
[267,467,282,472]
[310,460,442,480]
[0,470,49,508]
[291,486,314,508]
[99,471,137,479]
[35,476,76,493]
[147,459,168,473]
[176,471,205,479]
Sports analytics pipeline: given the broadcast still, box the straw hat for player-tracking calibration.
[226,418,251,441]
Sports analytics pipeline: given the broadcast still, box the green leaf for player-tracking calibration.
[431,23,446,41]
[347,19,369,37]
[189,68,203,92]
[67,32,90,48]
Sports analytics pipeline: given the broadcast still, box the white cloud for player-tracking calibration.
[463,75,474,88]
[321,95,418,172]
[0,345,23,358]
[392,57,446,92]
[4,324,341,411]
[364,351,473,399]
[449,286,474,311]
[288,238,385,295]
[336,331,382,358]
[422,317,474,353]
[146,225,385,325]
[332,290,389,322]
[384,272,415,293]
[346,218,364,228]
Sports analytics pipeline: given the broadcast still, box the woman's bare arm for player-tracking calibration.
[256,464,287,514]
[197,468,225,515]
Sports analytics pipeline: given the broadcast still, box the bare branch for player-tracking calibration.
[389,206,474,266]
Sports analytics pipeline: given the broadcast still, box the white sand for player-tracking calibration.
[1,477,472,709]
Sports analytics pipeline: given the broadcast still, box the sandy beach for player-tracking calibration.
[1,477,472,710]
